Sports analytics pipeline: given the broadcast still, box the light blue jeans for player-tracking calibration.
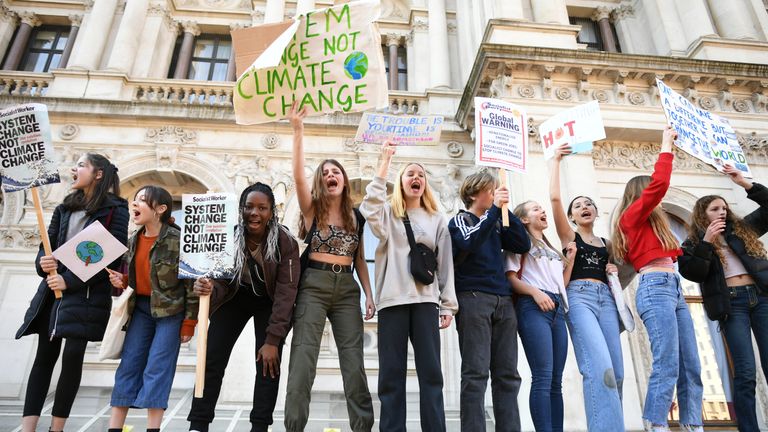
[635,272,703,427]
[566,280,625,431]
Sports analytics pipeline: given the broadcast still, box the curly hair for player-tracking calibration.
[688,195,766,265]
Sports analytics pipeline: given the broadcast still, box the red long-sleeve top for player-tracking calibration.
[619,152,682,271]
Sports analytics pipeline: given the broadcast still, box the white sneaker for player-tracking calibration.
[643,419,671,432]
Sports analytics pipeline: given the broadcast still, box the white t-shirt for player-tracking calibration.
[505,243,569,311]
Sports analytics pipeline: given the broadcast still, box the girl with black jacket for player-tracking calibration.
[679,165,768,432]
[16,153,129,432]
[187,182,300,432]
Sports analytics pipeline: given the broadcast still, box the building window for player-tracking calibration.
[168,34,232,81]
[19,26,69,72]
[381,44,407,90]
[570,17,602,51]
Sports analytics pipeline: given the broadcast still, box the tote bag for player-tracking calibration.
[98,286,134,360]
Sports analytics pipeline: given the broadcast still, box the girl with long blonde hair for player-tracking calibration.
[360,142,457,432]
[284,103,375,432]
[678,166,768,432]
[611,126,703,432]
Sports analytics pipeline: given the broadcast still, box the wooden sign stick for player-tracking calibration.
[499,169,509,227]
[194,190,214,398]
[31,187,61,299]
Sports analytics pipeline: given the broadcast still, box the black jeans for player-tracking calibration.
[456,291,521,432]
[187,288,282,432]
[23,333,88,418]
[378,303,445,432]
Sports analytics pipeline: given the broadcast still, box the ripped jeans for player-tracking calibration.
[566,279,625,431]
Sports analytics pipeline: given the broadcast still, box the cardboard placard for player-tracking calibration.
[52,221,128,283]
[0,103,60,192]
[354,113,444,145]
[474,97,528,173]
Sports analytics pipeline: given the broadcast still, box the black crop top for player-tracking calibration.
[567,232,609,284]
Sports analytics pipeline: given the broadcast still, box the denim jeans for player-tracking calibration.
[516,292,568,432]
[456,291,521,432]
[111,296,183,409]
[635,272,703,427]
[721,284,768,432]
[378,303,446,432]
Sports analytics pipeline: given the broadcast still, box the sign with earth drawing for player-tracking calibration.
[0,103,60,192]
[231,0,388,124]
[52,221,128,283]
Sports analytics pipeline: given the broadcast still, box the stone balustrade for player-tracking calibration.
[133,80,234,106]
[0,71,51,97]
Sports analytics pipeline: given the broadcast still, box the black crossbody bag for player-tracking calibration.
[402,215,438,285]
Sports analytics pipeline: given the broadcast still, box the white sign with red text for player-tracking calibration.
[474,97,528,173]
[539,101,606,160]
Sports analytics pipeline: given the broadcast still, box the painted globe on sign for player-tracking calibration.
[343,51,369,80]
[76,240,105,265]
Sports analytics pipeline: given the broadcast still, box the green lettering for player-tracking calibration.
[270,68,292,92]
[349,31,360,49]
[263,96,276,117]
[320,60,335,85]
[325,4,351,32]
[293,65,307,89]
[254,70,268,95]
[300,92,319,111]
[305,11,319,38]
[323,37,336,55]
[281,94,296,116]
[299,41,310,60]
[337,84,352,111]
[354,84,367,104]
[236,71,253,99]
[306,62,320,86]
[317,88,333,111]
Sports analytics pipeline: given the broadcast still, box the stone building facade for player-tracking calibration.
[1,0,768,430]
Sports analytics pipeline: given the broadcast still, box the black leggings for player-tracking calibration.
[23,334,88,418]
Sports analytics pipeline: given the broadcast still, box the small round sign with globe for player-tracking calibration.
[76,241,105,266]
[344,52,368,80]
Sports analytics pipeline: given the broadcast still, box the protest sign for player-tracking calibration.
[232,0,388,124]
[474,97,528,173]
[52,221,128,283]
[179,193,237,279]
[0,103,60,192]
[539,101,606,160]
[657,79,751,177]
[354,113,444,145]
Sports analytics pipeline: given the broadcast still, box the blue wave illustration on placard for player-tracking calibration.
[1,173,60,192]
[178,259,235,280]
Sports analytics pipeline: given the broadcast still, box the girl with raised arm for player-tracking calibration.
[17,154,129,432]
[611,126,703,432]
[360,141,457,432]
[106,186,197,432]
[284,103,375,432]
[678,166,768,432]
[549,146,624,431]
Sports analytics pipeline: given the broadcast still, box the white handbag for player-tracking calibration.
[608,272,636,333]
[98,286,134,361]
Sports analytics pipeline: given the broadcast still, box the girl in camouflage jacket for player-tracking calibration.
[106,185,197,432]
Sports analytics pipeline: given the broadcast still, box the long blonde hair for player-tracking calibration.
[513,200,566,262]
[610,175,679,262]
[688,195,767,265]
[391,162,439,218]
[298,159,356,239]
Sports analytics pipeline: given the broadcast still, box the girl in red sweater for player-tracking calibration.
[611,126,703,432]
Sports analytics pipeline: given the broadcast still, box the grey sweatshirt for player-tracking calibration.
[359,176,458,315]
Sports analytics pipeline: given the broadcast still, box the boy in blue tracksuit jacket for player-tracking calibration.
[448,170,530,432]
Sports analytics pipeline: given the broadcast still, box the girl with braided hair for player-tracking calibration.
[679,166,768,432]
[187,182,300,432]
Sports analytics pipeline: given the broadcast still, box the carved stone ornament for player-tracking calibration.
[518,84,535,98]
[527,117,540,146]
[412,17,428,31]
[733,99,751,113]
[59,124,79,141]
[262,133,280,149]
[555,87,572,101]
[446,141,463,158]
[156,144,179,169]
[0,226,41,249]
[145,125,198,145]
[593,89,610,103]
[592,142,709,172]
[699,96,716,110]
[628,91,645,105]
[69,14,83,27]
[343,137,362,153]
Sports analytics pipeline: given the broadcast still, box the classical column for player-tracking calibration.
[591,6,617,52]
[264,0,285,23]
[492,0,525,20]
[385,33,401,90]
[296,0,316,16]
[105,0,149,73]
[531,0,569,24]
[58,15,82,68]
[0,6,19,65]
[427,0,450,88]
[173,21,200,79]
[2,12,40,71]
[707,0,760,39]
[226,22,243,81]
[673,0,717,44]
[68,0,118,70]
